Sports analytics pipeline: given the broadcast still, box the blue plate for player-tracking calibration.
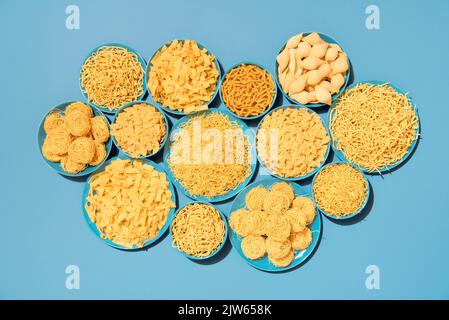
[81,155,177,250]
[228,177,322,272]
[274,32,350,108]
[328,80,420,174]
[79,43,147,115]
[255,105,330,181]
[311,160,370,220]
[37,101,113,177]
[145,39,222,116]
[219,61,278,120]
[163,108,257,202]
[169,201,228,260]
[111,101,169,159]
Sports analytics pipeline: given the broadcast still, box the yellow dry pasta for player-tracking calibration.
[313,163,368,217]
[112,104,166,158]
[90,116,110,143]
[84,159,175,248]
[221,64,275,117]
[171,203,225,257]
[148,39,220,113]
[292,196,316,225]
[257,107,329,177]
[168,112,251,198]
[268,249,294,268]
[330,83,419,172]
[43,112,65,134]
[80,46,144,110]
[271,182,295,204]
[68,137,95,165]
[290,228,312,251]
[245,186,269,211]
[241,235,266,260]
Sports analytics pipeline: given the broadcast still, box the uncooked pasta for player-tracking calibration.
[330,83,419,172]
[313,163,368,217]
[221,64,275,117]
[171,203,226,257]
[80,46,144,110]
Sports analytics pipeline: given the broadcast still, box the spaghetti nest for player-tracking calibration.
[171,203,226,258]
[221,64,275,117]
[168,112,252,198]
[313,163,368,217]
[80,46,144,110]
[330,83,419,172]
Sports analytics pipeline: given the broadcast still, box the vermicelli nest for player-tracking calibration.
[313,163,368,217]
[168,112,252,198]
[41,102,110,174]
[80,46,144,110]
[330,83,419,172]
[229,182,317,267]
[171,203,226,258]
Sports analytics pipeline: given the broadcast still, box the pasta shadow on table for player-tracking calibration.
[326,182,375,226]
[190,236,232,265]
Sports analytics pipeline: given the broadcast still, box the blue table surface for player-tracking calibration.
[1,0,448,299]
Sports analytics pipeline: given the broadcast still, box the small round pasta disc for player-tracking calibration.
[65,102,93,118]
[292,196,316,225]
[68,137,95,165]
[271,182,294,204]
[245,186,269,211]
[269,249,294,268]
[290,227,312,251]
[61,156,86,174]
[229,208,252,237]
[265,237,291,259]
[65,110,91,137]
[241,235,266,260]
[42,137,65,162]
[90,116,110,143]
[266,214,291,241]
[285,208,307,233]
[263,191,290,213]
[247,210,268,236]
[45,128,72,155]
[44,112,65,134]
[89,142,107,166]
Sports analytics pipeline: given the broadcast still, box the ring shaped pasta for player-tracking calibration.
[171,203,226,258]
[221,64,275,117]
[241,235,266,260]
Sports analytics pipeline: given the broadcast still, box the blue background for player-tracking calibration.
[1,0,448,299]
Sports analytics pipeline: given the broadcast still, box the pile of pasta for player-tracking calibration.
[313,163,368,217]
[277,32,348,105]
[112,103,166,158]
[230,182,316,268]
[41,102,110,174]
[329,83,419,172]
[171,203,226,258]
[168,112,252,198]
[147,39,220,114]
[80,46,144,111]
[84,158,175,248]
[221,64,276,117]
[257,107,329,178]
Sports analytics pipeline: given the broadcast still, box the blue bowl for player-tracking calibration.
[79,43,147,115]
[311,160,370,220]
[37,101,113,177]
[228,177,322,272]
[169,201,228,260]
[111,101,169,159]
[328,80,420,174]
[81,155,177,250]
[219,61,278,120]
[145,39,222,116]
[163,108,257,202]
[255,105,330,181]
[274,32,350,108]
